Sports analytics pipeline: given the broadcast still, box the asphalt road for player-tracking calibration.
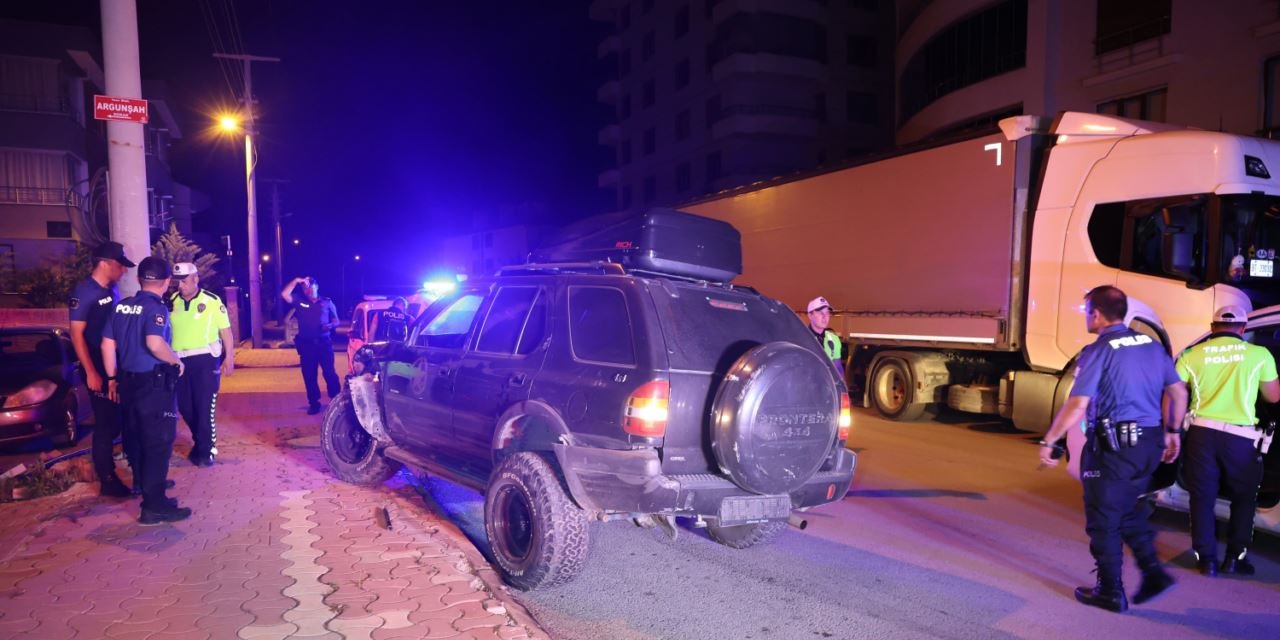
[418,410,1280,640]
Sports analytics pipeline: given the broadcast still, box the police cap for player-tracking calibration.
[138,257,172,281]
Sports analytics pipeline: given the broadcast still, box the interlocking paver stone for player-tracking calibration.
[0,358,545,640]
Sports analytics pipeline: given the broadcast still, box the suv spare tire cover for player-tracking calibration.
[711,342,839,495]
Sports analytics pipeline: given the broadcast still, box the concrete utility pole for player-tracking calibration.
[214,52,279,348]
[263,179,289,322]
[100,0,150,295]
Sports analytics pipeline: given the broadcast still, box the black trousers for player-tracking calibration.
[121,368,179,511]
[177,354,221,460]
[1183,426,1265,557]
[1080,427,1165,580]
[296,336,339,405]
[89,389,139,481]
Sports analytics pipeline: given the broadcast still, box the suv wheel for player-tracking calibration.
[706,520,787,549]
[484,452,590,590]
[321,392,400,485]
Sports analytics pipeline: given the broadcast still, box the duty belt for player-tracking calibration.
[176,341,222,359]
[1190,417,1263,441]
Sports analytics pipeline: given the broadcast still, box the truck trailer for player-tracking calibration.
[686,112,1280,433]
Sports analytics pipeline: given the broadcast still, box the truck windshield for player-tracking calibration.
[1220,194,1280,285]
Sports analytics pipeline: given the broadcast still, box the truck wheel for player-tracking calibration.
[870,359,929,421]
[706,520,787,549]
[484,452,590,590]
[47,393,78,447]
[321,392,400,485]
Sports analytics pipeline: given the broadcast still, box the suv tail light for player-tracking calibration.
[625,380,670,437]
[838,394,852,441]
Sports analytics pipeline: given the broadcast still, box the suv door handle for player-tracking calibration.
[508,373,528,387]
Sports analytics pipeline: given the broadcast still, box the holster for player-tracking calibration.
[1094,418,1123,452]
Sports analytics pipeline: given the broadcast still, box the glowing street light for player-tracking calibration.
[217,114,241,132]
[261,253,271,262]
[292,238,300,246]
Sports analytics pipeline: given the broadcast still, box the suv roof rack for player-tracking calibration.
[497,261,627,276]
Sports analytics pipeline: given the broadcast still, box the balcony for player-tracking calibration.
[596,79,621,104]
[711,52,827,83]
[0,186,81,207]
[597,35,622,59]
[597,169,621,188]
[597,124,622,146]
[711,104,822,140]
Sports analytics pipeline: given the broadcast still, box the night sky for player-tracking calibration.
[4,1,610,293]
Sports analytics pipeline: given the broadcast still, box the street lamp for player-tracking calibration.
[216,111,264,348]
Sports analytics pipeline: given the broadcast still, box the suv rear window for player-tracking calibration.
[648,283,815,370]
[568,286,636,366]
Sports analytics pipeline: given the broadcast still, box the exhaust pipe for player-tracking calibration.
[788,513,809,530]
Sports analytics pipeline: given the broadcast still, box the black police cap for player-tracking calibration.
[138,256,172,281]
[92,241,137,267]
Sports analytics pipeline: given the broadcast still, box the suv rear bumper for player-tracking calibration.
[553,444,856,522]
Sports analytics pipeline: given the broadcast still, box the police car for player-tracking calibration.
[346,291,441,371]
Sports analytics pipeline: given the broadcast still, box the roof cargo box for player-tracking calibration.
[532,208,742,282]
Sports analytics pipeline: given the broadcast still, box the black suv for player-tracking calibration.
[322,209,856,590]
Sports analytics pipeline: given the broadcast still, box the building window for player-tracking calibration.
[1265,57,1280,135]
[643,128,656,155]
[898,0,1027,124]
[675,110,691,141]
[846,91,876,124]
[675,58,690,89]
[642,79,655,108]
[706,151,722,181]
[0,55,67,113]
[706,94,722,126]
[642,31,655,62]
[46,221,72,238]
[621,140,632,165]
[708,12,827,66]
[1097,88,1166,122]
[643,175,657,204]
[621,93,632,119]
[675,162,691,193]
[0,149,72,204]
[847,34,876,68]
[1095,0,1171,55]
[675,5,690,38]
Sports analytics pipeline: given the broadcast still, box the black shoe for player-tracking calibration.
[307,403,322,415]
[1074,578,1128,613]
[138,503,192,526]
[1132,569,1175,605]
[1220,549,1256,575]
[189,456,215,468]
[1196,556,1218,577]
[99,477,132,498]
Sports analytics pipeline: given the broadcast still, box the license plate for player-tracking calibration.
[718,495,791,525]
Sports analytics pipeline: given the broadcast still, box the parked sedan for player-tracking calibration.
[0,327,92,448]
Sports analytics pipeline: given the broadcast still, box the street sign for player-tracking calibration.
[93,95,149,124]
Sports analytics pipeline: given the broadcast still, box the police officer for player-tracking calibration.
[169,262,235,467]
[101,257,191,525]
[1175,305,1280,576]
[281,276,340,414]
[370,296,410,342]
[68,241,138,497]
[807,296,844,377]
[1038,285,1186,612]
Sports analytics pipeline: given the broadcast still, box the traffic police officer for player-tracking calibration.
[1175,304,1280,576]
[169,262,235,467]
[101,257,191,525]
[68,241,137,497]
[807,296,844,377]
[1039,285,1186,612]
[281,275,340,414]
[370,296,410,342]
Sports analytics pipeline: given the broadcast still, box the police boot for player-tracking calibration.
[1194,551,1218,577]
[1132,567,1175,605]
[1075,573,1128,613]
[1219,547,1256,576]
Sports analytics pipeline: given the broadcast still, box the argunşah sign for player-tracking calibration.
[93,95,149,124]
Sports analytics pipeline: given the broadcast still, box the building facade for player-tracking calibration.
[896,0,1280,144]
[590,0,894,213]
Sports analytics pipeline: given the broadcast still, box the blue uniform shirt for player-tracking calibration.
[104,290,171,373]
[289,293,338,339]
[68,276,118,372]
[1070,324,1180,426]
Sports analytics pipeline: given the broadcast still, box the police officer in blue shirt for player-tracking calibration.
[67,241,138,497]
[1038,285,1187,613]
[281,276,340,414]
[101,257,192,525]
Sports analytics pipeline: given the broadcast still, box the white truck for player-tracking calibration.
[686,112,1280,433]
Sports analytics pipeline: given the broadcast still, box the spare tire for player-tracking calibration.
[710,342,840,495]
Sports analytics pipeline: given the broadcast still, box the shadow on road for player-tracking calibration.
[847,488,987,500]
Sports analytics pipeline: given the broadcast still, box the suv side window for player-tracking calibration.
[476,287,540,355]
[516,293,547,356]
[568,286,636,366]
[415,294,482,349]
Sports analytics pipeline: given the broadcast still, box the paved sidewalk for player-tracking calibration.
[236,347,302,368]
[0,362,547,639]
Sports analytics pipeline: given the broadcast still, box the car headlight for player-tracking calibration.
[3,380,58,409]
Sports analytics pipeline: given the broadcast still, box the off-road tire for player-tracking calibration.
[706,520,787,549]
[47,393,78,447]
[321,392,400,485]
[484,452,590,590]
